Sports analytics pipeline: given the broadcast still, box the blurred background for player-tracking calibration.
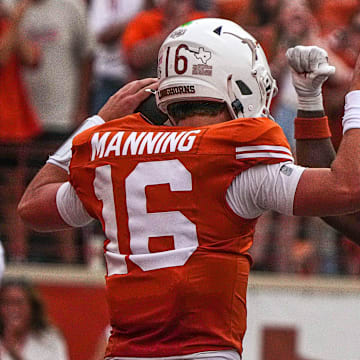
[0,0,359,359]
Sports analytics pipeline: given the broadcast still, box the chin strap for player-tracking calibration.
[227,74,244,119]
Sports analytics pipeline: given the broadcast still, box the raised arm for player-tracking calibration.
[18,78,158,232]
[288,46,360,244]
[0,0,40,67]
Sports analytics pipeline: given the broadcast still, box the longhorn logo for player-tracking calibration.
[190,47,212,64]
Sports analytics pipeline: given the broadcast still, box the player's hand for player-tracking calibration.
[12,0,32,24]
[98,78,159,122]
[286,46,335,111]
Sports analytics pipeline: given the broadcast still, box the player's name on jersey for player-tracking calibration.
[91,130,202,160]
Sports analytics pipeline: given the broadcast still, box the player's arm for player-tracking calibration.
[0,0,35,67]
[288,46,360,243]
[291,47,360,216]
[17,164,75,231]
[293,123,360,216]
[296,110,360,243]
[230,49,360,232]
[230,123,360,233]
[18,78,158,232]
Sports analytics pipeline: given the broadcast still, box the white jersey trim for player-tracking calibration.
[105,349,240,360]
[235,145,292,155]
[56,182,94,227]
[47,115,105,173]
[235,152,294,161]
[235,145,294,161]
[226,161,306,219]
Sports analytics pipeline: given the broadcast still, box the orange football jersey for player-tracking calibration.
[69,114,292,358]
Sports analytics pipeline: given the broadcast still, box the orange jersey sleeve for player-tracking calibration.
[69,114,292,358]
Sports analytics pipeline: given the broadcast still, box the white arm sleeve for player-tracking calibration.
[47,115,105,173]
[56,182,94,227]
[226,162,306,219]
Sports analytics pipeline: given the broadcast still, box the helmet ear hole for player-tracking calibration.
[236,80,253,95]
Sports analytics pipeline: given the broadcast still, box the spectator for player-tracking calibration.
[194,0,216,12]
[0,0,41,262]
[20,0,94,133]
[247,0,284,61]
[321,10,360,150]
[0,278,69,360]
[268,0,351,148]
[265,2,351,274]
[88,0,145,114]
[247,0,350,273]
[269,0,320,149]
[341,237,360,275]
[18,0,94,263]
[0,0,41,142]
[215,0,252,24]
[309,0,360,36]
[122,0,209,78]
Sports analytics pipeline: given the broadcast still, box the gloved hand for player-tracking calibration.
[286,45,336,111]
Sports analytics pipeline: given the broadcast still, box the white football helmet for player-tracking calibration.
[156,18,278,120]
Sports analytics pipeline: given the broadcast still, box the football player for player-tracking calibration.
[17,18,360,360]
[287,45,360,244]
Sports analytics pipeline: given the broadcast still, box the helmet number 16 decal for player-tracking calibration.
[94,160,199,275]
[165,44,189,77]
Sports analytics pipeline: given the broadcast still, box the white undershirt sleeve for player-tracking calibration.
[226,162,306,219]
[47,115,105,173]
[56,182,94,227]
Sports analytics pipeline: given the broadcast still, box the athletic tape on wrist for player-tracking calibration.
[47,115,105,172]
[297,93,324,112]
[342,90,360,134]
[294,116,331,139]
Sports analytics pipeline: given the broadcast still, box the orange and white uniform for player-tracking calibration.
[57,114,305,359]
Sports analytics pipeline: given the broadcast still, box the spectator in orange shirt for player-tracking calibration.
[321,9,360,150]
[122,0,210,78]
[310,0,360,36]
[0,0,41,263]
[0,0,41,143]
[266,0,352,149]
[215,0,252,24]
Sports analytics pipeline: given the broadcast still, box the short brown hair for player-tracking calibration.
[168,101,227,122]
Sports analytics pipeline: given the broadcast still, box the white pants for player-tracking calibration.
[106,350,241,360]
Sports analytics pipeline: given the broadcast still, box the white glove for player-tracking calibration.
[286,45,336,111]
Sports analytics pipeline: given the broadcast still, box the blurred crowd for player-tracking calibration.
[1,0,360,275]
